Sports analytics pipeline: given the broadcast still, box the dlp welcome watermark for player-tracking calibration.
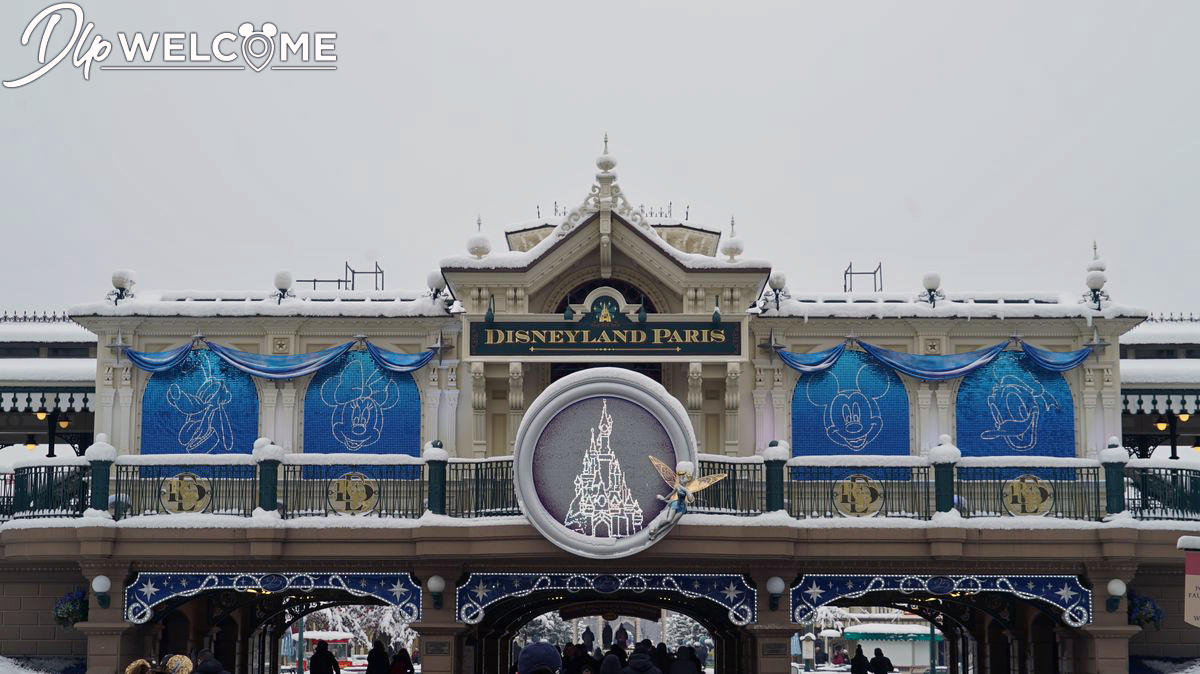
[4,3,336,88]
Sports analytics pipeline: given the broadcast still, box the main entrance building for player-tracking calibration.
[1,150,1196,674]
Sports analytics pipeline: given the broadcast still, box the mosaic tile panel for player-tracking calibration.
[956,351,1074,459]
[140,349,258,455]
[303,350,420,455]
[792,349,909,457]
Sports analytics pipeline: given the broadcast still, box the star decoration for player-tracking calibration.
[721,582,743,602]
[1055,584,1078,603]
[803,583,825,602]
[388,580,410,600]
[1026,581,1035,590]
[472,582,490,601]
[139,580,159,599]
[359,579,368,588]
[846,581,855,589]
[180,578,189,587]
[693,580,701,589]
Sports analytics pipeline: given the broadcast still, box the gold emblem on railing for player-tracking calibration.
[160,473,212,514]
[1003,474,1054,516]
[833,474,884,517]
[328,472,379,515]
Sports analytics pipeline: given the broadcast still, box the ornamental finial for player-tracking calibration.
[603,132,609,154]
[1092,240,1098,260]
[730,215,737,237]
[476,215,482,232]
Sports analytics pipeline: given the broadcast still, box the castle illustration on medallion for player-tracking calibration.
[956,351,1074,476]
[564,400,645,538]
[533,396,673,539]
[303,350,420,455]
[141,349,258,455]
[792,349,909,458]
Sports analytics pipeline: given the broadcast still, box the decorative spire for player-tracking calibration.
[1087,241,1106,272]
[729,215,737,238]
[603,132,609,154]
[718,215,744,262]
[476,215,482,232]
[466,215,491,259]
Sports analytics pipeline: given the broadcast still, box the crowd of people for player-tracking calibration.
[512,639,709,674]
[308,640,416,674]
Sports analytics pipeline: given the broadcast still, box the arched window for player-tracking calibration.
[955,351,1074,458]
[303,350,421,455]
[791,350,909,456]
[554,279,657,314]
[140,349,259,455]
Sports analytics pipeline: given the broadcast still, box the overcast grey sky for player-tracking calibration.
[1,1,1196,315]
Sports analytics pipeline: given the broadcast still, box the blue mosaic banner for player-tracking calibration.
[140,350,258,455]
[792,350,909,457]
[955,352,1074,461]
[791,573,1092,627]
[455,572,756,626]
[124,571,420,624]
[303,351,420,455]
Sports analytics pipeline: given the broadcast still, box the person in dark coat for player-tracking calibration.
[620,643,662,674]
[194,650,229,674]
[652,644,670,673]
[598,654,623,674]
[365,641,389,674]
[868,647,895,674]
[309,641,340,674]
[581,627,596,655]
[389,648,415,674]
[849,645,870,674]
[602,623,613,649]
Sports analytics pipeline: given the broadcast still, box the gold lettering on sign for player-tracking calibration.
[328,472,379,515]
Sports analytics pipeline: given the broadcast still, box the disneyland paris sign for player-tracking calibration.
[4,3,336,89]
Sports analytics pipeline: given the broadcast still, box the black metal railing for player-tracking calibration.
[955,465,1103,520]
[446,458,520,517]
[691,459,765,516]
[0,473,13,522]
[1125,465,1200,521]
[111,463,258,520]
[279,462,425,518]
[786,465,932,519]
[11,463,89,519]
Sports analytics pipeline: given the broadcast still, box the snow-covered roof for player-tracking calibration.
[441,211,770,272]
[289,630,356,641]
[758,291,1146,320]
[1120,359,1200,386]
[70,290,451,318]
[0,358,94,383]
[0,321,94,343]
[1121,320,1200,345]
[842,623,936,636]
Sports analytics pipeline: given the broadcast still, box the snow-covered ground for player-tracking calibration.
[0,657,82,674]
[1142,659,1200,674]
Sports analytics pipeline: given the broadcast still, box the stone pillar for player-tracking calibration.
[687,363,703,446]
[423,365,441,448]
[115,371,134,452]
[471,362,487,457]
[771,366,788,449]
[277,384,298,450]
[261,383,279,445]
[507,362,524,453]
[917,383,936,450]
[440,363,460,452]
[751,363,772,452]
[77,562,138,674]
[724,362,740,456]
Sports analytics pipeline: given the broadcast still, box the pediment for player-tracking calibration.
[441,211,769,315]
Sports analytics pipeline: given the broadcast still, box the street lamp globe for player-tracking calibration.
[1154,415,1169,432]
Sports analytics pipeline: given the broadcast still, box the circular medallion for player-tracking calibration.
[259,574,288,592]
[327,472,379,515]
[926,576,956,595]
[832,474,884,517]
[514,368,697,559]
[160,472,212,514]
[1003,474,1054,516]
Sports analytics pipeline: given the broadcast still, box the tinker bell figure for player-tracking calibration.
[647,456,727,540]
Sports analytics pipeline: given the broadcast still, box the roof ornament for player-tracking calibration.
[1082,243,1109,311]
[466,215,491,259]
[718,215,744,262]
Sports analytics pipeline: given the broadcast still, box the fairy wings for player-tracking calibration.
[648,455,727,503]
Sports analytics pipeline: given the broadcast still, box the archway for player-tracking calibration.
[454,573,757,674]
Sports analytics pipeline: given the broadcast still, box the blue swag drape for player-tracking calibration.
[777,338,1092,380]
[124,339,437,378]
